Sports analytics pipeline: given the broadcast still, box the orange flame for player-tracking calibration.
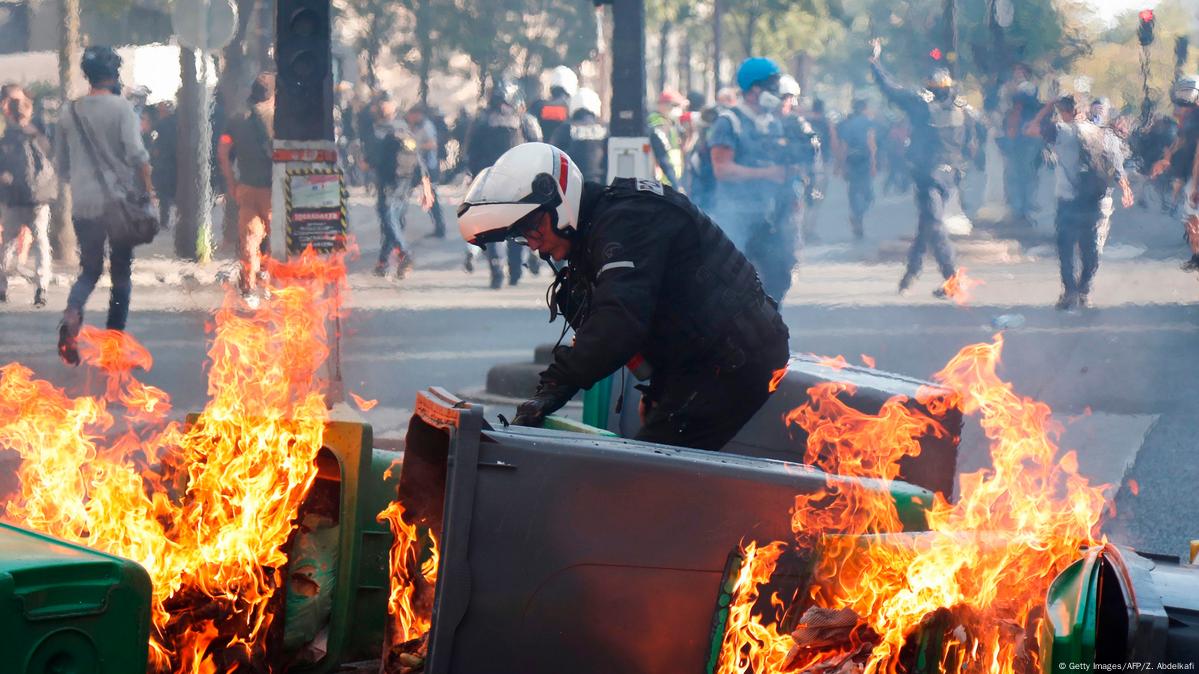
[351,392,379,412]
[817,355,850,370]
[378,502,440,645]
[0,248,349,672]
[940,268,984,306]
[860,354,877,369]
[769,365,791,393]
[718,334,1106,674]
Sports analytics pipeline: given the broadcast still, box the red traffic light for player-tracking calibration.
[929,47,943,61]
[1138,9,1154,22]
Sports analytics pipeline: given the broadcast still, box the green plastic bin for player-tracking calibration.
[0,522,152,674]
[284,416,398,672]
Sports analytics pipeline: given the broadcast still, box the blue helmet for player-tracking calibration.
[736,57,781,92]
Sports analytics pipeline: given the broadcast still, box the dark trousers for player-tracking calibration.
[745,214,799,306]
[846,166,874,231]
[66,217,134,331]
[904,169,958,281]
[486,240,525,284]
[636,337,789,451]
[1055,197,1103,295]
[428,184,447,237]
[376,184,409,266]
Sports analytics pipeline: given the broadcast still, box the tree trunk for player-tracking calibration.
[713,0,723,89]
[53,0,80,266]
[657,20,671,94]
[174,50,213,262]
[417,1,432,104]
[679,32,691,95]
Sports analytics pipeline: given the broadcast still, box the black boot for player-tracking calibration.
[58,309,82,366]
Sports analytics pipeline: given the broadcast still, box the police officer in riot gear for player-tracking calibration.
[465,79,543,288]
[869,39,976,296]
[549,87,607,183]
[776,75,822,244]
[530,66,577,142]
[458,143,790,451]
[709,57,801,306]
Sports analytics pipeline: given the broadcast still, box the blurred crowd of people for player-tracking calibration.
[3,42,1198,362]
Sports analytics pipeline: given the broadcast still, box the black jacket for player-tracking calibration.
[543,178,789,393]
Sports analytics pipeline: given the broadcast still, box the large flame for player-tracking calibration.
[0,249,347,672]
[718,334,1106,674]
[378,501,440,645]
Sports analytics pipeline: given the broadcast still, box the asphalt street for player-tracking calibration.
[1,166,1196,561]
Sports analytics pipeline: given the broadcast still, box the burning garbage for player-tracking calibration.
[0,249,348,672]
[716,335,1108,674]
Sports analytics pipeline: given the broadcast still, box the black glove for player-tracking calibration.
[512,375,578,427]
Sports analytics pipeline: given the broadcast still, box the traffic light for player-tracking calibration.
[275,0,334,141]
[1138,9,1155,47]
[929,47,944,61]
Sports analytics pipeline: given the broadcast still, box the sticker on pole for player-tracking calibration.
[285,169,347,254]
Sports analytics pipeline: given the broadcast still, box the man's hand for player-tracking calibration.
[512,377,578,428]
[0,171,12,185]
[869,38,883,63]
[1150,159,1170,178]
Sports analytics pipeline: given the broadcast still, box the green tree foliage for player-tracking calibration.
[1078,0,1199,116]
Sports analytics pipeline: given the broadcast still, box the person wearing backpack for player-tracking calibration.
[0,95,56,307]
[54,46,155,364]
[1026,93,1133,310]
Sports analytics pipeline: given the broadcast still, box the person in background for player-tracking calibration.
[405,103,449,238]
[802,98,836,242]
[709,58,802,305]
[684,105,720,212]
[648,89,687,189]
[150,101,178,230]
[370,100,434,279]
[869,39,976,297]
[836,98,877,240]
[217,72,276,308]
[998,65,1043,227]
[549,87,607,183]
[1026,93,1133,310]
[530,66,577,143]
[1152,76,1199,271]
[715,87,740,111]
[55,46,155,365]
[465,78,543,289]
[0,95,56,307]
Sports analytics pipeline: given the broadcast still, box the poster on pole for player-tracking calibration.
[285,169,347,254]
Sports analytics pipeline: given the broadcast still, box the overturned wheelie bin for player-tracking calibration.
[584,354,964,498]
[385,388,935,674]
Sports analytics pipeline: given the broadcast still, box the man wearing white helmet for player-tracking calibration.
[548,88,607,183]
[530,66,578,143]
[458,143,790,451]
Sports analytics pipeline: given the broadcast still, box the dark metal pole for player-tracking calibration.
[608,0,646,137]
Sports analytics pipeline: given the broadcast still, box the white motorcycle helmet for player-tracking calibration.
[778,74,801,99]
[569,87,602,117]
[549,66,579,98]
[458,142,585,246]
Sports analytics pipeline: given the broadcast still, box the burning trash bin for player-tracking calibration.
[379,388,935,674]
[584,355,963,499]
